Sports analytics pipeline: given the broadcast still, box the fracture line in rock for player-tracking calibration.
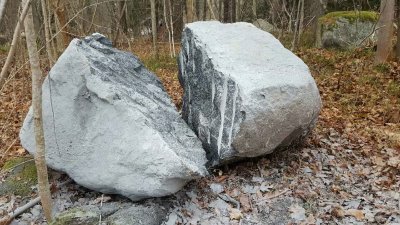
[211,75,215,109]
[217,77,228,155]
[228,84,238,145]
[188,84,192,124]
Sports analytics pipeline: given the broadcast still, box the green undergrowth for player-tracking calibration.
[142,54,178,73]
[0,44,10,53]
[0,157,37,196]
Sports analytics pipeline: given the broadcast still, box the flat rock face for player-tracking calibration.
[20,33,207,201]
[178,21,321,165]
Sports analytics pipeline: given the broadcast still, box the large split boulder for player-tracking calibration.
[20,33,207,201]
[178,21,321,165]
[317,11,378,49]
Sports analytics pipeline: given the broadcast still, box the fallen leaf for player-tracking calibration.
[16,148,26,155]
[331,206,345,218]
[239,194,251,212]
[372,156,385,167]
[387,156,400,169]
[289,204,306,221]
[229,208,243,220]
[345,209,364,221]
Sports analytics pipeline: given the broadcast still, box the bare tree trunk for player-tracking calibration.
[163,0,172,57]
[0,0,8,23]
[41,0,55,67]
[296,0,304,48]
[291,0,301,51]
[206,0,217,20]
[187,0,194,23]
[396,0,400,59]
[219,0,223,21]
[235,0,240,21]
[231,0,236,22]
[119,1,127,33]
[0,0,31,90]
[167,0,175,56]
[150,0,158,58]
[50,0,70,48]
[22,0,53,222]
[375,0,395,64]
[252,0,257,19]
[223,0,229,22]
[198,0,205,21]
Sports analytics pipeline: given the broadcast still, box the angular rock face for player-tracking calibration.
[20,33,207,201]
[178,21,321,165]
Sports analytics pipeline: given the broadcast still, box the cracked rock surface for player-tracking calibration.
[178,21,321,165]
[19,33,207,201]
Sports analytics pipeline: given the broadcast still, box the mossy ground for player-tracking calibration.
[50,208,99,225]
[319,11,378,26]
[0,157,37,196]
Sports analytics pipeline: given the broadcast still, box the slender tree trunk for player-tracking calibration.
[41,0,55,67]
[198,0,205,21]
[206,0,217,20]
[187,0,194,23]
[375,0,395,64]
[219,0,223,21]
[167,0,175,56]
[223,0,229,22]
[0,0,31,90]
[163,0,172,57]
[22,0,53,222]
[231,0,236,22]
[0,0,8,23]
[396,0,400,59]
[252,0,257,19]
[235,0,240,21]
[291,0,301,51]
[150,0,158,58]
[119,1,127,33]
[50,0,70,48]
[296,0,304,48]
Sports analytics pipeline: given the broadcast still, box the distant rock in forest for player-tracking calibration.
[317,11,378,49]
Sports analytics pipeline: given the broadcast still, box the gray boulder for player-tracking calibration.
[20,33,207,201]
[317,11,378,49]
[178,22,321,165]
[252,19,277,33]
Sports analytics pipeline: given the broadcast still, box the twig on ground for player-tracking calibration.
[255,189,290,205]
[0,179,72,225]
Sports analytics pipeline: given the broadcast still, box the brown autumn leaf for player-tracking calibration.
[345,209,365,221]
[229,208,243,220]
[331,206,345,218]
[16,148,26,155]
[239,194,251,212]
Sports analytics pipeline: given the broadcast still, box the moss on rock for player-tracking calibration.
[0,157,37,197]
[50,208,100,225]
[319,11,378,26]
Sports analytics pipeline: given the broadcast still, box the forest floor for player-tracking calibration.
[0,41,399,225]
